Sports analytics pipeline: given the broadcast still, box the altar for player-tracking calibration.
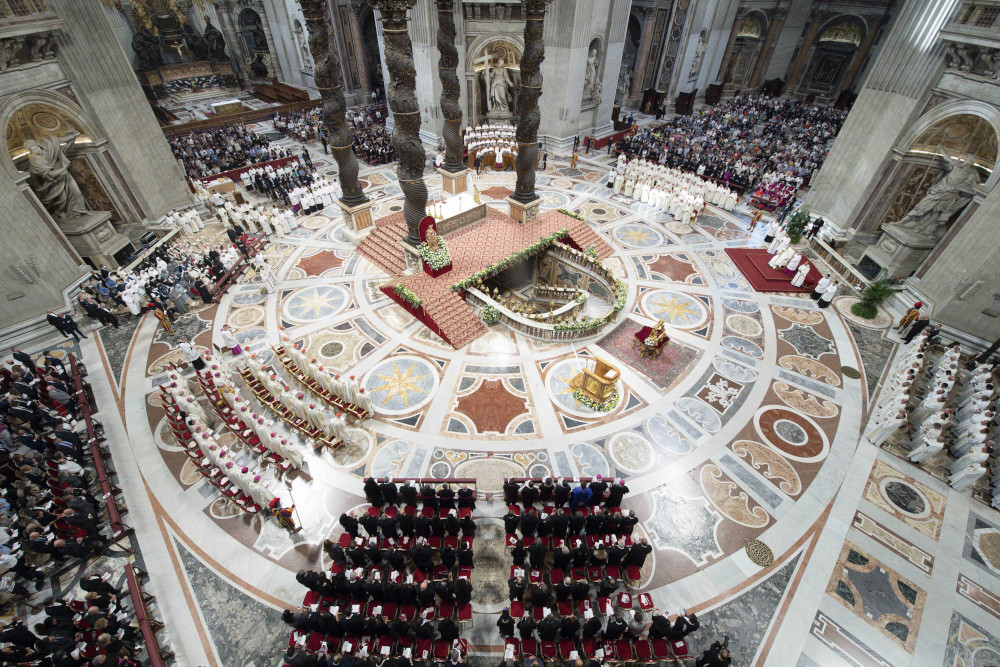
[435,192,487,235]
[212,99,245,115]
[205,177,236,195]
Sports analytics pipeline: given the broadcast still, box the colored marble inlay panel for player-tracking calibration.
[851,511,934,575]
[861,459,946,541]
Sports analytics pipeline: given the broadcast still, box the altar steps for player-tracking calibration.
[423,291,488,349]
[356,214,408,275]
[564,219,614,260]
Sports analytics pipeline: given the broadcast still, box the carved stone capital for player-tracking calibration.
[368,0,418,29]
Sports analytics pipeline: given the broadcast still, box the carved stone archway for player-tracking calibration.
[723,11,767,89]
[465,34,524,123]
[796,15,867,98]
[853,101,1000,241]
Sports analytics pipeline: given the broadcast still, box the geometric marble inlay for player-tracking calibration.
[964,513,1000,579]
[943,611,1000,667]
[862,459,946,541]
[826,541,926,652]
[778,323,834,360]
[851,512,934,575]
[646,486,723,566]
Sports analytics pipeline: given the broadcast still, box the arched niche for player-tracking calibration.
[466,35,523,122]
[798,16,866,97]
[583,37,604,106]
[858,102,1000,236]
[724,11,767,88]
[1,95,130,228]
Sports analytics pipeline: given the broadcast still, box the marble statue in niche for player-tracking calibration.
[203,17,228,61]
[688,30,707,81]
[584,47,602,100]
[896,146,982,240]
[294,21,312,70]
[25,132,91,221]
[487,57,513,112]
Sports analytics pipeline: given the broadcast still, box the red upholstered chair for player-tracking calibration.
[438,601,455,619]
[597,597,613,616]
[510,601,525,618]
[521,639,538,657]
[532,605,547,620]
[581,638,597,655]
[337,533,353,547]
[670,639,689,659]
[458,603,472,623]
[614,639,635,661]
[577,599,593,616]
[529,569,543,584]
[540,641,557,660]
[505,638,520,654]
[506,534,519,547]
[367,506,380,517]
[604,565,621,579]
[634,640,654,663]
[571,567,588,582]
[638,593,654,611]
[415,639,433,660]
[549,568,564,585]
[433,640,451,660]
[617,592,633,609]
[558,639,576,659]
[303,591,321,607]
[557,600,574,617]
[457,566,472,580]
[626,565,642,583]
[588,565,603,581]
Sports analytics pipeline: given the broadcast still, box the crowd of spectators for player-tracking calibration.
[169,126,294,179]
[0,353,146,665]
[615,93,846,193]
[282,479,476,666]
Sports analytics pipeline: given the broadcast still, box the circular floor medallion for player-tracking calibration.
[880,479,929,518]
[745,539,774,567]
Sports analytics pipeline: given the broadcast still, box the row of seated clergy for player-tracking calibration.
[243,355,350,442]
[282,344,376,415]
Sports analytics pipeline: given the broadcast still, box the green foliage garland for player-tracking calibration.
[481,305,500,325]
[787,209,810,244]
[452,229,570,291]
[393,284,422,309]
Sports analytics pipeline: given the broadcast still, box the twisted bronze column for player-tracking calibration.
[371,0,427,245]
[436,0,464,173]
[299,0,368,205]
[511,0,553,204]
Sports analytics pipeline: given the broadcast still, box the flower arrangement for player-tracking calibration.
[558,209,587,222]
[417,240,452,270]
[393,284,422,309]
[574,292,587,304]
[584,245,600,262]
[573,387,619,412]
[554,318,604,332]
[481,305,500,325]
[452,229,570,291]
[611,280,627,312]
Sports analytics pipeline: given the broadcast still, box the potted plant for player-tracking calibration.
[786,209,810,244]
[850,278,900,320]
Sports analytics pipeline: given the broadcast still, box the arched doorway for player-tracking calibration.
[617,14,642,104]
[724,12,766,88]
[798,17,866,97]
[238,8,272,79]
[361,9,384,100]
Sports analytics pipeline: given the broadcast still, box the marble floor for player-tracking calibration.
[52,146,1000,667]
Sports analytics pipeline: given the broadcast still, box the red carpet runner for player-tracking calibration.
[724,248,822,293]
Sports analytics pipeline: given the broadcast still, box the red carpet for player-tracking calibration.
[725,248,822,293]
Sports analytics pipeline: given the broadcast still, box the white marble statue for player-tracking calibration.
[895,145,982,239]
[488,58,513,112]
[25,132,91,220]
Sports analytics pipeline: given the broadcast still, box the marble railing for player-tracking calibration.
[810,237,870,292]
[466,288,591,341]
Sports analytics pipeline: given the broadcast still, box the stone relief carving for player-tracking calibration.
[944,40,1000,81]
[583,45,602,100]
[0,33,57,71]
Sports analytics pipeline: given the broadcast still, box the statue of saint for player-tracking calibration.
[425,226,441,251]
[25,132,91,221]
[895,145,982,240]
[131,27,161,71]
[584,48,600,99]
[203,17,228,61]
[688,31,707,80]
[487,57,512,112]
[184,24,210,61]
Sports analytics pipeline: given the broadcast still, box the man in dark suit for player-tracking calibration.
[10,348,37,376]
[58,313,86,340]
[46,310,70,338]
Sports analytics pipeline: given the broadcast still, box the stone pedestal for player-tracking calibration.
[60,211,131,268]
[339,199,375,244]
[399,240,422,275]
[507,196,541,224]
[860,224,939,278]
[440,168,470,195]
